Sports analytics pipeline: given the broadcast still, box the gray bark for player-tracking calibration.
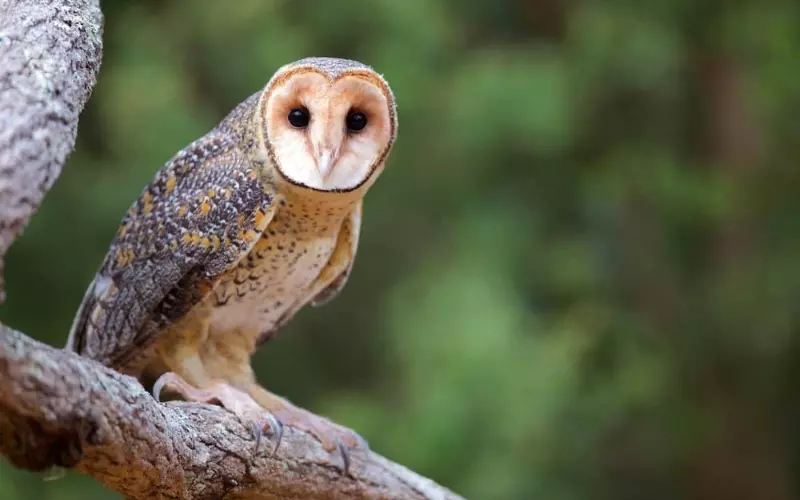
[0,0,103,300]
[0,327,463,499]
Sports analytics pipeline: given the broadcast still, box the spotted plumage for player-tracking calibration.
[66,57,397,465]
[68,132,274,370]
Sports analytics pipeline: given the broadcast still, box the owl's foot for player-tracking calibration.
[152,372,283,456]
[246,384,368,475]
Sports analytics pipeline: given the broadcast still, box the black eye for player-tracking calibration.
[346,111,367,132]
[288,107,310,128]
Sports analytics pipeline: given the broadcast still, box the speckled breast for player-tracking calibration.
[204,205,343,340]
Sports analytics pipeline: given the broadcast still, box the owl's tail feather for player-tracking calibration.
[64,274,100,353]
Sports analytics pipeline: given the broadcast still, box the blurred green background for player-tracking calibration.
[2,0,800,498]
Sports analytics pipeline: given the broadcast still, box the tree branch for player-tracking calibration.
[0,0,103,301]
[0,326,463,499]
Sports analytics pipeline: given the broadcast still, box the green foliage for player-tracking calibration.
[2,0,799,498]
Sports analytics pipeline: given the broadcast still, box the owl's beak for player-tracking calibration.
[317,147,340,180]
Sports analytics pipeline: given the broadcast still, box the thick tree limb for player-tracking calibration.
[0,0,103,301]
[0,326,463,499]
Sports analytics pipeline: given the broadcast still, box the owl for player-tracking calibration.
[66,57,398,468]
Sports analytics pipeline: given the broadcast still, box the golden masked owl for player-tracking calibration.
[65,57,398,469]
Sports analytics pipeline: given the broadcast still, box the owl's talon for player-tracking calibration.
[151,374,364,472]
[338,442,351,477]
[153,382,163,403]
[149,373,283,457]
[251,422,263,454]
[251,414,283,457]
[152,375,166,402]
[269,417,284,457]
[258,395,368,475]
[152,371,195,403]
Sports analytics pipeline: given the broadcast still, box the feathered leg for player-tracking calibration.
[150,314,282,454]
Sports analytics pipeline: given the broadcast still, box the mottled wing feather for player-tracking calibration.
[311,201,362,307]
[66,133,275,370]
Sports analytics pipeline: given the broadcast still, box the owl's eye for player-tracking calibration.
[288,107,310,128]
[346,111,367,132]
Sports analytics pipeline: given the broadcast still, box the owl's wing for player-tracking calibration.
[66,133,276,371]
[310,200,362,307]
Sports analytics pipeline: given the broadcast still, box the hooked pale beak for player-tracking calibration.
[317,147,340,180]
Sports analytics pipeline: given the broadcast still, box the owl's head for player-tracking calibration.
[259,57,397,193]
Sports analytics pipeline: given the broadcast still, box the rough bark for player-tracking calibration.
[0,0,103,301]
[0,326,462,499]
[0,1,463,499]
